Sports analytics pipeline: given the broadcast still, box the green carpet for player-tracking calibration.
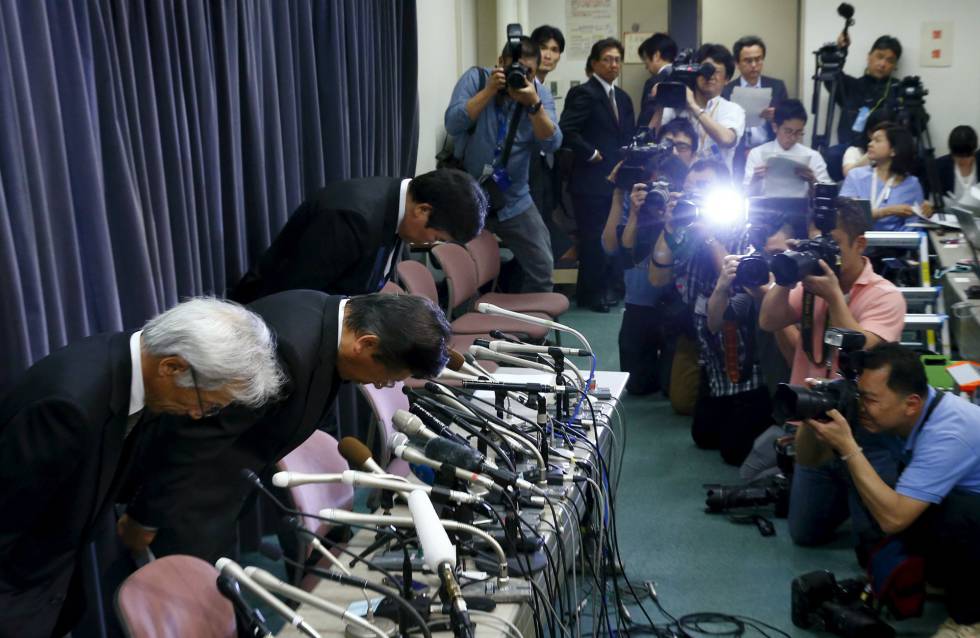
[560,305,947,637]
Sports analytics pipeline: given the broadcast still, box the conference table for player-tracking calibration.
[928,224,980,360]
[279,369,629,637]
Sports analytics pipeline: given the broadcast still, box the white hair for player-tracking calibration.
[141,297,285,407]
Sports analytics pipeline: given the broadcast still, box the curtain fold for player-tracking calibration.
[0,0,419,391]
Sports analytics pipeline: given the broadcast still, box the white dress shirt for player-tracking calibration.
[126,330,145,436]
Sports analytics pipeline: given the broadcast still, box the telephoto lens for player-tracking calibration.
[734,254,770,288]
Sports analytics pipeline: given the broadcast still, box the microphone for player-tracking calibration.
[478,303,594,355]
[460,379,565,394]
[216,575,274,638]
[447,349,490,379]
[423,437,526,490]
[468,345,555,374]
[462,352,495,379]
[489,329,521,343]
[390,433,500,493]
[340,470,483,505]
[407,492,473,638]
[244,566,393,638]
[393,406,469,447]
[436,368,480,382]
[215,558,321,638]
[481,340,591,358]
[338,437,386,475]
[271,471,345,488]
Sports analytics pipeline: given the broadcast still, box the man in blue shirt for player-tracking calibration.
[806,343,980,635]
[445,36,562,293]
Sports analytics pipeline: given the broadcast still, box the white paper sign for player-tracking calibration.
[566,0,617,60]
[730,86,772,128]
[920,22,953,67]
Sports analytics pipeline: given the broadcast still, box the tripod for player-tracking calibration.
[895,99,944,209]
[810,47,847,153]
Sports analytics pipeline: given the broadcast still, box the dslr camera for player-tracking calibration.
[769,183,841,287]
[772,328,865,425]
[654,48,716,110]
[792,570,894,638]
[704,474,790,518]
[503,24,532,90]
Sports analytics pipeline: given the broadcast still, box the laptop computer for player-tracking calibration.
[950,205,980,277]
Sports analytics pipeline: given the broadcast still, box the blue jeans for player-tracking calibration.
[788,444,901,559]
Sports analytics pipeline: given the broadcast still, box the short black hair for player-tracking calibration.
[694,43,735,81]
[773,99,808,126]
[870,35,902,60]
[500,35,541,65]
[658,118,699,154]
[638,33,677,63]
[530,25,565,53]
[949,125,979,157]
[834,197,872,243]
[409,169,487,242]
[871,122,916,177]
[858,342,928,398]
[733,35,766,62]
[345,293,451,378]
[589,38,624,63]
[689,158,731,185]
[651,154,690,191]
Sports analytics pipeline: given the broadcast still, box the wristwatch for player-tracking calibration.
[528,101,543,115]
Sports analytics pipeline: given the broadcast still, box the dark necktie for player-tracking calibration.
[608,88,619,124]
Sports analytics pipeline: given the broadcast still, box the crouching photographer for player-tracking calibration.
[803,343,980,636]
[601,134,689,395]
[758,197,907,560]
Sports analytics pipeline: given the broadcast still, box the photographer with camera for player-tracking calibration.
[830,34,903,150]
[647,44,746,172]
[601,149,689,395]
[445,28,562,293]
[637,33,678,129]
[803,343,980,637]
[745,99,831,196]
[759,197,907,560]
[839,122,931,231]
[658,119,698,168]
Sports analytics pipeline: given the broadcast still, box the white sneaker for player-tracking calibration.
[931,618,980,638]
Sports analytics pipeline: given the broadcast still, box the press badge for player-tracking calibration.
[851,106,870,133]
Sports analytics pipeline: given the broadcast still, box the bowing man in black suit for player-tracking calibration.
[721,36,789,182]
[120,292,450,563]
[559,38,636,312]
[0,299,283,638]
[228,168,487,303]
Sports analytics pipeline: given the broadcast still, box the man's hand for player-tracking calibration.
[837,32,851,49]
[607,160,624,185]
[751,165,768,182]
[508,73,540,108]
[486,67,507,95]
[715,254,741,294]
[760,106,775,122]
[117,513,157,552]
[795,166,817,184]
[684,86,699,113]
[629,183,648,214]
[802,259,843,302]
[805,408,861,457]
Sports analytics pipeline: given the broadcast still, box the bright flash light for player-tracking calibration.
[701,187,747,227]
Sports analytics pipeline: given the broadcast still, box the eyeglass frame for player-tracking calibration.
[189,367,222,418]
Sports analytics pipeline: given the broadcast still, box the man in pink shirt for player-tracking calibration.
[760,198,906,563]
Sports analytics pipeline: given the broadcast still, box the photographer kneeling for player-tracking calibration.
[759,198,907,559]
[805,343,980,636]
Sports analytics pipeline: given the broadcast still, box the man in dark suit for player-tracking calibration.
[721,36,788,182]
[228,169,486,303]
[120,291,450,563]
[637,33,678,128]
[560,38,635,312]
[0,299,283,638]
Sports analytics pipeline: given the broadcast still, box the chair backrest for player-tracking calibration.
[396,260,439,305]
[432,242,480,313]
[380,280,405,295]
[277,430,354,538]
[465,230,501,288]
[358,382,411,477]
[116,555,236,638]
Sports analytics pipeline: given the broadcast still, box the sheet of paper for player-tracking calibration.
[730,86,772,128]
[762,154,810,197]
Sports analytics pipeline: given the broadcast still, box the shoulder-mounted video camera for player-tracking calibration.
[655,48,716,110]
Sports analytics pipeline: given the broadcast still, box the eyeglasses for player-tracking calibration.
[672,142,693,152]
[600,55,622,65]
[779,127,806,138]
[190,367,222,418]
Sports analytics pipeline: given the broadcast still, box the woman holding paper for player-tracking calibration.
[839,122,932,231]
[743,99,830,197]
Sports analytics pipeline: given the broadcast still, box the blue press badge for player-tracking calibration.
[852,106,871,133]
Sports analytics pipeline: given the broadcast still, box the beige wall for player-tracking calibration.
[700,0,800,97]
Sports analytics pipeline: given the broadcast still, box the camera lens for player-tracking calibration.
[735,255,770,287]
[672,199,698,227]
[770,250,819,287]
[772,384,838,423]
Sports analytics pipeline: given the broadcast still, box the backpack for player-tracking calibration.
[435,67,489,170]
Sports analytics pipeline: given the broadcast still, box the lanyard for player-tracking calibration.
[900,391,945,470]
[870,171,894,210]
[493,102,511,160]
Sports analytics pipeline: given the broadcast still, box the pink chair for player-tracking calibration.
[357,382,411,478]
[276,431,354,590]
[430,243,551,340]
[115,555,235,638]
[380,280,405,295]
[466,230,570,318]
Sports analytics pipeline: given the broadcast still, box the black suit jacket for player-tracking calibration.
[0,332,139,636]
[229,177,403,303]
[721,74,788,142]
[560,77,636,199]
[637,66,673,129]
[931,152,980,198]
[127,291,344,562]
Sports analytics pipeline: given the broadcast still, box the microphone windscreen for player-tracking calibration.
[392,408,422,434]
[424,437,482,473]
[338,436,374,468]
[446,349,466,371]
[407,491,456,568]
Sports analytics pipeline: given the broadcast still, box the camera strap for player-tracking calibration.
[899,390,945,472]
[493,100,525,170]
[800,289,828,366]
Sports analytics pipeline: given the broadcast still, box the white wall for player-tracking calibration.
[800,0,980,155]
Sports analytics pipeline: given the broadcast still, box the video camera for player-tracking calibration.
[503,24,532,90]
[792,570,895,638]
[655,48,716,110]
[772,328,866,425]
[614,129,676,191]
